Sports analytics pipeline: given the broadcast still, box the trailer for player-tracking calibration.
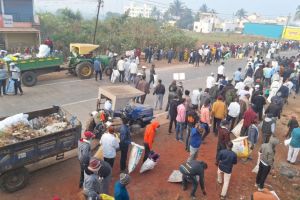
[0,106,82,192]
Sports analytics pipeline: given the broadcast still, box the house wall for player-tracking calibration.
[2,0,33,22]
[5,32,38,49]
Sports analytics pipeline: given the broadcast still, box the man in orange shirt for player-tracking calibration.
[211,96,227,136]
[143,121,160,162]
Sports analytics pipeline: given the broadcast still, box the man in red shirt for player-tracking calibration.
[240,105,258,136]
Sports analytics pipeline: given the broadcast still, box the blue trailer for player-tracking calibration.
[0,106,82,192]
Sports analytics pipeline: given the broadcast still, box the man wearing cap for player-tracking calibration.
[217,62,225,82]
[78,131,95,188]
[206,73,215,89]
[9,62,23,95]
[217,141,237,200]
[114,173,130,200]
[100,127,119,168]
[83,157,102,199]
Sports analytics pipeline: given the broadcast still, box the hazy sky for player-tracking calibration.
[35,0,298,19]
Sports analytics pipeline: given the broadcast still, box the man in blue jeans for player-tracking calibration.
[9,62,23,95]
[153,79,165,110]
[176,99,186,142]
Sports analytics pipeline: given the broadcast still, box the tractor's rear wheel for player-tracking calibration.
[1,167,29,192]
[75,62,93,79]
[21,71,37,87]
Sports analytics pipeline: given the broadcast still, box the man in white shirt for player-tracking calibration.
[206,73,216,89]
[9,62,23,95]
[243,75,254,88]
[191,88,202,109]
[238,86,251,98]
[129,60,138,83]
[117,57,125,82]
[217,62,225,81]
[227,98,240,130]
[235,81,245,94]
[100,126,119,168]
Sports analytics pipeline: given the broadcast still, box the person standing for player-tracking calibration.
[136,76,150,104]
[206,73,216,89]
[240,105,258,136]
[124,58,131,83]
[167,48,174,64]
[216,120,231,160]
[233,68,242,83]
[168,97,179,134]
[286,114,299,138]
[153,79,165,110]
[226,98,240,130]
[83,157,102,199]
[191,88,202,109]
[114,173,130,200]
[217,141,237,200]
[129,60,138,83]
[0,64,8,96]
[251,91,266,121]
[261,113,276,143]
[211,96,227,135]
[149,64,156,86]
[78,131,95,188]
[176,99,186,142]
[94,58,102,81]
[117,57,125,82]
[188,124,204,162]
[179,160,207,200]
[9,62,23,95]
[165,80,177,111]
[200,100,211,141]
[256,136,279,191]
[287,126,300,164]
[97,159,112,195]
[119,118,131,172]
[217,62,225,81]
[185,107,199,151]
[100,127,119,168]
[143,121,160,162]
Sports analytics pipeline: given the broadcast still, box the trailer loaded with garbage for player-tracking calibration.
[0,106,81,192]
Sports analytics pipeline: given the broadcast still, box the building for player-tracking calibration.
[193,12,219,33]
[124,3,152,18]
[0,0,40,50]
[221,21,238,32]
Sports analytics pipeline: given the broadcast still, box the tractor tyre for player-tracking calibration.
[75,62,93,79]
[21,71,37,87]
[1,167,29,192]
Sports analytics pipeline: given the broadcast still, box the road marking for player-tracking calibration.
[62,98,97,107]
[36,79,86,87]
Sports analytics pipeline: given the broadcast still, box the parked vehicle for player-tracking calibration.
[0,106,82,192]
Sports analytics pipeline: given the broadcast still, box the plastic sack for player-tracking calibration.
[252,188,279,200]
[94,146,104,160]
[140,158,156,173]
[99,194,115,200]
[232,136,250,158]
[128,142,144,174]
[110,69,120,83]
[152,74,158,88]
[168,170,183,182]
[37,44,50,58]
[252,152,261,173]
[231,119,243,138]
[6,79,15,94]
[284,138,291,146]
[0,113,29,131]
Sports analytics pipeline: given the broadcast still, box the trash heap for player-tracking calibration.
[0,113,70,147]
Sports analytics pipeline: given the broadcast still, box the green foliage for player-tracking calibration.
[295,5,300,20]
[236,9,247,20]
[38,9,197,54]
[176,8,194,30]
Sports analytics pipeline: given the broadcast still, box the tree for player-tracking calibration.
[199,4,208,13]
[236,8,247,20]
[294,5,300,20]
[176,8,194,30]
[105,12,121,19]
[169,0,184,17]
[150,6,161,20]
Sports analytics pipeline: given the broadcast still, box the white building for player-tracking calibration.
[124,3,152,18]
[221,21,238,32]
[193,13,219,33]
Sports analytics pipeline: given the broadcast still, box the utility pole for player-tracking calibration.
[93,0,104,44]
[282,13,291,40]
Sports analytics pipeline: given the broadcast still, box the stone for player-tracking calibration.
[279,162,300,179]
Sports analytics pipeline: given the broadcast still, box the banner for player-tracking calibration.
[282,27,300,41]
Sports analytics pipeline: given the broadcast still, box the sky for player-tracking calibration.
[34,0,298,19]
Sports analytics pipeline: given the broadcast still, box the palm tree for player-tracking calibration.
[169,0,184,17]
[294,5,300,20]
[236,8,247,20]
[199,4,208,13]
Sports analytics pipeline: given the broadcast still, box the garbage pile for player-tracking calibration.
[0,113,70,147]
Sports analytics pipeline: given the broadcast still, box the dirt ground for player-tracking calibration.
[2,99,300,200]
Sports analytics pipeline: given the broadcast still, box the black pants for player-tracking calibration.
[143,143,150,162]
[13,79,23,95]
[119,70,125,82]
[169,117,177,132]
[104,157,115,168]
[226,115,236,131]
[201,122,210,141]
[213,117,222,135]
[79,163,87,188]
[0,79,6,95]
[140,94,147,104]
[256,162,271,189]
[95,70,102,80]
[240,125,248,136]
[257,109,263,121]
[217,74,222,81]
[185,125,193,150]
[149,75,154,85]
[182,174,198,197]
[120,144,129,171]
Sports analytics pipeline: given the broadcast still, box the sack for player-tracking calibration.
[0,113,29,131]
[6,79,15,94]
[153,74,158,88]
[231,119,243,138]
[99,194,115,200]
[140,158,157,173]
[94,146,104,160]
[128,142,144,174]
[232,136,250,158]
[284,138,291,146]
[252,188,279,200]
[168,170,183,182]
[252,152,261,173]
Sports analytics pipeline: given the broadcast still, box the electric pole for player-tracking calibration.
[282,13,291,40]
[93,0,104,44]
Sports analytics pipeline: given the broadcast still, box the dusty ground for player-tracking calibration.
[2,97,300,200]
